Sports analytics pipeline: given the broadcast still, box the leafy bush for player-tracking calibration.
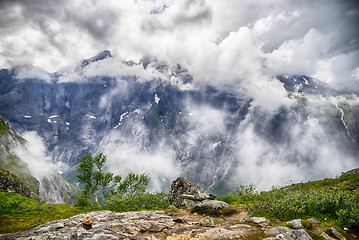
[104,191,169,212]
[217,173,359,231]
[337,205,359,232]
[246,189,359,230]
[216,184,258,204]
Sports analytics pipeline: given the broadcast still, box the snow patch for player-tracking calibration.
[47,119,51,123]
[155,94,160,104]
[49,115,58,119]
[303,77,309,85]
[66,122,70,126]
[24,116,32,118]
[114,111,129,129]
[89,115,97,119]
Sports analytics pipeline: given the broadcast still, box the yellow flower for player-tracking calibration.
[324,218,327,221]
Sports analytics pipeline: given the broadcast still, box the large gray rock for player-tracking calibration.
[198,228,243,240]
[287,219,303,229]
[263,229,313,240]
[168,177,216,208]
[265,227,292,236]
[241,217,270,227]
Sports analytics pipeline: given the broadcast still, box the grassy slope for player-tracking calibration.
[0,190,86,233]
[217,171,359,233]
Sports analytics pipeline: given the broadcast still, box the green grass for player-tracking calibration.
[217,172,359,232]
[0,191,86,233]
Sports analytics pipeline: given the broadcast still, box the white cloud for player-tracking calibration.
[14,131,56,179]
[15,65,52,82]
[99,129,180,192]
[314,50,359,91]
[0,0,357,100]
[233,107,357,190]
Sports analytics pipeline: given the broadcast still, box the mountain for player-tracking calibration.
[0,51,358,194]
[0,115,76,203]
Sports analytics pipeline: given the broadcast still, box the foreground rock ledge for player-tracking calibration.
[0,210,247,240]
[0,210,318,240]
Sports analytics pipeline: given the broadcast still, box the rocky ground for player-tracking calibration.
[0,207,354,240]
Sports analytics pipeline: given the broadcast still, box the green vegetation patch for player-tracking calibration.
[217,172,359,232]
[0,118,10,136]
[0,154,39,194]
[0,190,85,233]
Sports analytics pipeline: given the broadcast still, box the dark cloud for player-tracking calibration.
[0,0,358,93]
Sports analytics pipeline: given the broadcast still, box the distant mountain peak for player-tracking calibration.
[81,50,112,67]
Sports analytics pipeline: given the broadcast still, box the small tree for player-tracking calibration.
[114,172,150,197]
[76,153,114,208]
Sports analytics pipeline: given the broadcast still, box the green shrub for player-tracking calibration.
[216,184,258,204]
[246,189,359,230]
[105,191,169,212]
[337,206,359,232]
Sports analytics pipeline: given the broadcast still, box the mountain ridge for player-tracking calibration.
[0,52,358,194]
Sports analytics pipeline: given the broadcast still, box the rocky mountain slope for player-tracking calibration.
[0,115,76,203]
[0,51,358,193]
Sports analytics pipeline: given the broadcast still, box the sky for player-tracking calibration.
[0,0,358,93]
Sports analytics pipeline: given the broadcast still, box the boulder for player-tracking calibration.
[198,228,243,240]
[241,217,270,227]
[193,200,231,213]
[168,177,216,208]
[287,219,303,229]
[200,217,215,227]
[263,229,313,240]
[265,226,292,236]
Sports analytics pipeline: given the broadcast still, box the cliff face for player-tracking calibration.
[0,115,39,195]
[0,115,75,203]
[1,56,358,193]
[0,168,34,198]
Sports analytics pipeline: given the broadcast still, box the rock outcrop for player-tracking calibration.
[168,177,216,208]
[168,177,232,214]
[0,168,33,198]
